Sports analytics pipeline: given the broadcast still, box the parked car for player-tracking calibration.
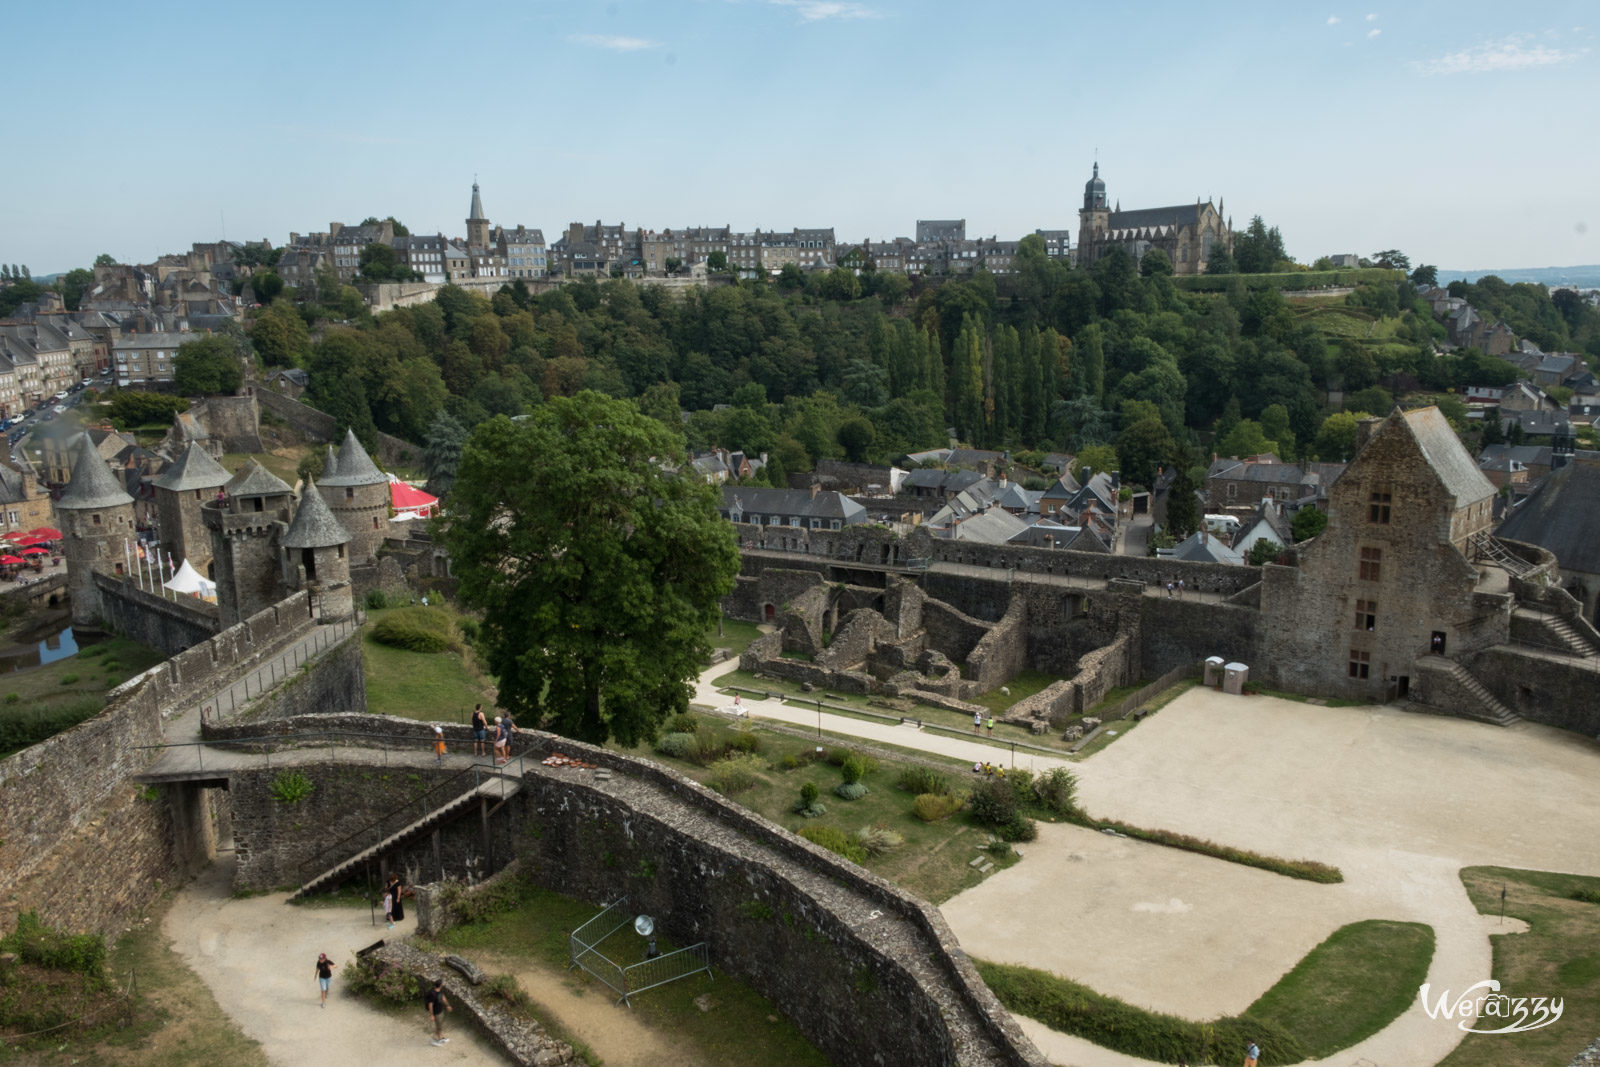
[53,391,68,402]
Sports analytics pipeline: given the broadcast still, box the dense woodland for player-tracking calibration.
[222,234,1596,490]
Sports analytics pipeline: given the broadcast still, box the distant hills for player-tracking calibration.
[1438,265,1600,289]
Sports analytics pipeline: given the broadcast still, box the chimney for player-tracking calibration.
[1354,415,1384,454]
[810,483,820,499]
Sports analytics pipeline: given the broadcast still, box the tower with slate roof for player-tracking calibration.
[282,477,353,621]
[467,182,490,252]
[204,460,296,626]
[152,441,232,579]
[1075,162,1231,275]
[57,437,137,627]
[317,429,389,564]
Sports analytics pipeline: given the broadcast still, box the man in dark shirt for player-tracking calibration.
[425,978,452,1045]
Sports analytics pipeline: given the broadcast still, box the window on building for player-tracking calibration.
[1369,490,1392,524]
[1348,650,1371,679]
[345,488,354,500]
[1355,599,1376,631]
[92,513,101,525]
[1359,546,1381,581]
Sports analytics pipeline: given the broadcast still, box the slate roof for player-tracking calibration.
[1400,407,1495,508]
[1496,458,1600,576]
[319,429,385,487]
[58,436,134,511]
[282,478,352,549]
[1170,530,1244,565]
[225,459,292,498]
[721,486,866,523]
[152,441,231,491]
[1106,203,1208,231]
[931,506,1027,545]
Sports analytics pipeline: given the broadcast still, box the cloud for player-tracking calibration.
[768,0,880,21]
[1413,34,1589,75]
[1368,28,1381,38]
[1326,15,1340,24]
[1366,12,1379,20]
[570,34,662,51]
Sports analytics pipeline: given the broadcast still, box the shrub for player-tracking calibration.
[800,781,819,807]
[664,712,701,735]
[853,825,903,856]
[457,618,480,644]
[970,776,1019,828]
[270,770,315,805]
[59,674,79,686]
[371,607,456,653]
[440,876,529,924]
[0,696,105,752]
[1571,888,1600,905]
[834,782,868,801]
[799,824,867,864]
[691,723,731,765]
[483,973,534,1014]
[4,693,17,703]
[897,766,949,796]
[779,754,801,770]
[345,956,420,1004]
[825,747,851,767]
[840,754,865,785]
[1006,768,1035,807]
[364,589,389,610]
[653,732,696,760]
[708,753,766,794]
[1033,767,1081,816]
[0,911,107,980]
[913,792,967,822]
[725,732,763,755]
[997,815,1038,842]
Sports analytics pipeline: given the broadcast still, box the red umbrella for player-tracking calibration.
[9,534,43,546]
[26,527,62,540]
[0,555,22,565]
[19,546,47,555]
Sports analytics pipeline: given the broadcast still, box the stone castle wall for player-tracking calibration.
[94,571,220,655]
[255,385,418,469]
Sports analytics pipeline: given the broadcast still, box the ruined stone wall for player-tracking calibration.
[780,583,829,656]
[921,599,991,667]
[1138,595,1262,679]
[816,608,892,672]
[191,395,263,453]
[963,598,1026,690]
[93,571,220,655]
[255,386,418,469]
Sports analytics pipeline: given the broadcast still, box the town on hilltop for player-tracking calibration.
[3,171,1600,1067]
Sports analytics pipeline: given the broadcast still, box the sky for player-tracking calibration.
[2,0,1596,276]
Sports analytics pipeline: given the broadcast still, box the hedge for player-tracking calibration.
[1172,268,1404,293]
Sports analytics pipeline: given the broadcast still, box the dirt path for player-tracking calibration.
[164,856,696,1066]
[471,952,703,1067]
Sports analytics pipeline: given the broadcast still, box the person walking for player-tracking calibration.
[432,724,447,766]
[471,703,488,757]
[501,711,517,761]
[386,873,406,925]
[314,952,336,1007]
[425,978,453,1045]
[973,710,982,735]
[986,715,995,737]
[1243,1039,1260,1067]
[493,716,508,765]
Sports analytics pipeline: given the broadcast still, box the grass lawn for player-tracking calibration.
[1245,919,1434,1058]
[979,919,1432,1065]
[1440,866,1600,1067]
[615,721,1031,904]
[421,878,829,1067]
[0,633,167,756]
[709,617,764,658]
[359,605,494,723]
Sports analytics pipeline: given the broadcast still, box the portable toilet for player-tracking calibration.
[1223,661,1250,695]
[1204,656,1226,687]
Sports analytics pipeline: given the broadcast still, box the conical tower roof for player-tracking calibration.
[320,429,385,487]
[58,435,134,511]
[323,443,340,481]
[283,478,352,549]
[225,458,293,498]
[152,441,231,492]
[469,181,486,222]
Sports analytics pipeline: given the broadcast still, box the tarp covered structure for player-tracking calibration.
[389,476,438,518]
[164,558,217,600]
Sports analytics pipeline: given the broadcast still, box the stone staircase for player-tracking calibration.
[1512,606,1600,658]
[1423,656,1520,727]
[289,777,521,901]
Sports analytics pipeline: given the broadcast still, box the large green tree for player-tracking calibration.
[443,392,739,745]
[174,333,246,395]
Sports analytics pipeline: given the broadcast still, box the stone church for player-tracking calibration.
[1075,163,1231,275]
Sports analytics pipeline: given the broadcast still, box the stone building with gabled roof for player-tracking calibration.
[1260,407,1502,700]
[317,429,389,564]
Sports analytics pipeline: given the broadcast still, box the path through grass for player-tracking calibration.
[1440,866,1600,1067]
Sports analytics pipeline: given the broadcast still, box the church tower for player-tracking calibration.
[466,182,490,249]
[57,437,136,628]
[1077,162,1110,268]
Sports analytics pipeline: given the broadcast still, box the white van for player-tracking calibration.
[1204,514,1242,537]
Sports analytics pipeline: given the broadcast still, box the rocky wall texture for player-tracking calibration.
[1467,647,1600,735]
[964,598,1026,691]
[93,572,220,656]
[780,583,829,656]
[221,629,367,726]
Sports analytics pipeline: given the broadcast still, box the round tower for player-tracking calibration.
[204,460,294,627]
[318,429,389,564]
[56,436,136,628]
[282,477,354,621]
[151,441,231,579]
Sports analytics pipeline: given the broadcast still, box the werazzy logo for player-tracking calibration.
[1419,981,1564,1034]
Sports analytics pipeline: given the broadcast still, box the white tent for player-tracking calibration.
[164,558,217,600]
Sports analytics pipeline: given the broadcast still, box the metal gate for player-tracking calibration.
[568,898,712,1007]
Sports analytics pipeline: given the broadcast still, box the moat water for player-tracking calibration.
[0,620,90,673]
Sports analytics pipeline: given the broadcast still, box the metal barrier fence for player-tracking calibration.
[568,898,712,1007]
[201,617,361,723]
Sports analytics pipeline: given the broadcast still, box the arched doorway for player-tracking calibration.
[763,603,776,622]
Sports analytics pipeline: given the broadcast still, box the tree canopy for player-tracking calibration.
[441,392,739,745]
[174,332,246,395]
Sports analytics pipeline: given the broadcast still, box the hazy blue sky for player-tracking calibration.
[3,1,1595,275]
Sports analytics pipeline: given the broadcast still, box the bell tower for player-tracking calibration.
[466,181,489,249]
[1077,162,1110,267]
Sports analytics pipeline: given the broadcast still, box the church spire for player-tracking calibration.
[466,180,489,249]
[468,181,486,222]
